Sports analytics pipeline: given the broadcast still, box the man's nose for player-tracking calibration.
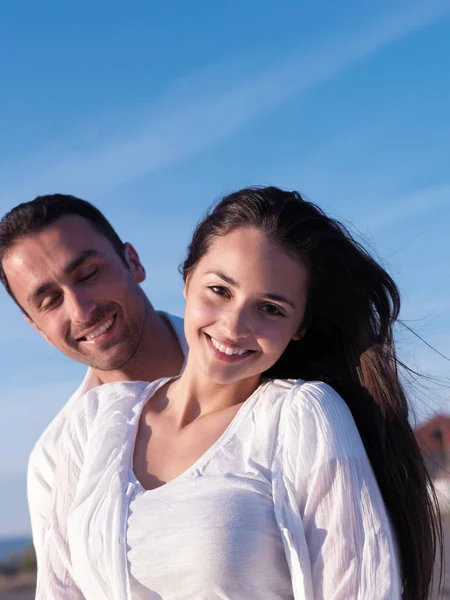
[65,289,97,323]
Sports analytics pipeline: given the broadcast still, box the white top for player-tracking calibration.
[126,378,293,600]
[30,370,401,599]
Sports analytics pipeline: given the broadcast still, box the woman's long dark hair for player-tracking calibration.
[182,186,442,599]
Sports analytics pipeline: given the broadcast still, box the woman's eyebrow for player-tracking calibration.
[204,271,296,309]
[263,293,296,310]
[204,270,238,286]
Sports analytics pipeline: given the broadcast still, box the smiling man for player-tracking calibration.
[0,194,187,564]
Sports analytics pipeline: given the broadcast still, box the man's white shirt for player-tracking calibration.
[27,312,187,561]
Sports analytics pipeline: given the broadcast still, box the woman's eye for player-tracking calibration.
[209,285,229,297]
[260,304,284,317]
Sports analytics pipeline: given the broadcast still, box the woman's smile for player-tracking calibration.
[204,332,256,363]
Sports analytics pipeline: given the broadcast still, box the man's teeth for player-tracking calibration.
[210,336,249,356]
[84,317,114,341]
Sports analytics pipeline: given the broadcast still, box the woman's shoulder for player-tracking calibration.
[259,378,344,420]
[278,380,366,461]
[257,378,347,433]
[263,378,348,417]
[255,378,302,421]
[285,380,353,422]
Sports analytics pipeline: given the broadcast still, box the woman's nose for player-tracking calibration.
[221,305,251,340]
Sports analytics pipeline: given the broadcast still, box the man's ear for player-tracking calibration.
[123,243,146,283]
[25,316,54,346]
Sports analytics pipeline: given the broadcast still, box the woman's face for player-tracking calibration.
[183,226,309,386]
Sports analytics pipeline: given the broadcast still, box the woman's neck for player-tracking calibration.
[165,359,261,429]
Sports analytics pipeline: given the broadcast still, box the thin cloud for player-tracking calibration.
[1,1,449,208]
[361,183,450,231]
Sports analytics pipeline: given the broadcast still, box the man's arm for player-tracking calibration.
[27,413,64,562]
[27,369,95,562]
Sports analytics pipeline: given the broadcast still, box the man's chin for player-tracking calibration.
[63,347,132,372]
[88,353,133,372]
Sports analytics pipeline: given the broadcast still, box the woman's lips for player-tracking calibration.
[205,333,255,363]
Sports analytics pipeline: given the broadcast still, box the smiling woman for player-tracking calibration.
[181,226,309,391]
[16,187,442,600]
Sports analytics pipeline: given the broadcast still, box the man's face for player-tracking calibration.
[2,215,148,371]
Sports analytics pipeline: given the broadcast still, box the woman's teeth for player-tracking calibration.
[84,317,114,341]
[210,336,249,356]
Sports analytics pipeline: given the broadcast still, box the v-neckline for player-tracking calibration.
[129,378,270,496]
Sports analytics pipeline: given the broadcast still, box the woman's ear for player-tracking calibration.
[292,327,306,341]
[183,274,191,300]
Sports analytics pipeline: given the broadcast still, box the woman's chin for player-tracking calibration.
[198,361,261,388]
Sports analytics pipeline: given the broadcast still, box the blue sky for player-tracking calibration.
[0,0,449,537]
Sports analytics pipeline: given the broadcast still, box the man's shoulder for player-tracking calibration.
[29,312,184,471]
[28,370,94,470]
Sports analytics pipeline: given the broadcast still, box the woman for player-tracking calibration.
[39,187,441,599]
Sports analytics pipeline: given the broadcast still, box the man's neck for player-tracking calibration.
[94,306,185,385]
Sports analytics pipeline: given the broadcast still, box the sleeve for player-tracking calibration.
[30,411,88,599]
[27,377,90,562]
[27,430,58,563]
[283,382,402,600]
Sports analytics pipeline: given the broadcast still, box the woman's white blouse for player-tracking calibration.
[32,377,402,599]
[126,379,294,599]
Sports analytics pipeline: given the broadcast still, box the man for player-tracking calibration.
[0,194,187,564]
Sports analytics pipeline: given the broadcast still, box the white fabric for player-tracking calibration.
[27,312,187,596]
[126,379,293,600]
[30,372,401,599]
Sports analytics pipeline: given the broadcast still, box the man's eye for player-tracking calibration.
[41,294,62,310]
[79,268,98,282]
[260,304,285,317]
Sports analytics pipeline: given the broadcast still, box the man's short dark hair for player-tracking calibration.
[0,193,126,305]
